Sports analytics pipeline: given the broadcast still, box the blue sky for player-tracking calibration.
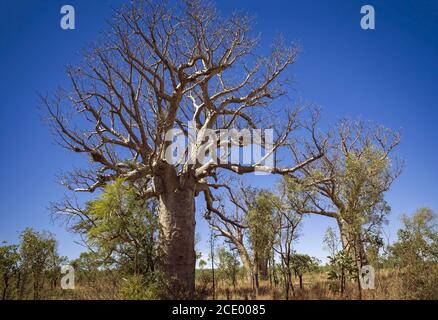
[0,0,437,262]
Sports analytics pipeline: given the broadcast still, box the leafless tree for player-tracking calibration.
[208,182,253,284]
[271,187,303,300]
[44,0,323,295]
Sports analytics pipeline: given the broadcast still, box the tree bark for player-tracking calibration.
[158,174,196,298]
[337,218,350,253]
[337,217,369,299]
[236,243,253,285]
[257,256,269,281]
[337,218,368,266]
[2,275,9,300]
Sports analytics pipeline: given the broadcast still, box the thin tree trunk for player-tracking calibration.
[285,274,290,300]
[17,271,26,299]
[340,269,345,295]
[210,233,216,301]
[271,254,278,287]
[2,276,9,300]
[253,266,260,298]
[337,218,369,299]
[354,235,368,300]
[285,269,295,300]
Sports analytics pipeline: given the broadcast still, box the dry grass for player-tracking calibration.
[197,269,430,300]
[22,267,437,300]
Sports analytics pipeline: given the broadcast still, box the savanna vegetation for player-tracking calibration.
[2,201,438,300]
[1,0,436,300]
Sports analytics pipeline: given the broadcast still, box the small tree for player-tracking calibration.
[198,259,207,270]
[323,227,356,295]
[290,254,320,290]
[271,188,303,300]
[326,251,357,295]
[246,190,277,285]
[71,252,101,285]
[19,229,59,300]
[0,243,20,300]
[46,250,68,290]
[216,246,240,290]
[389,208,438,299]
[71,179,159,276]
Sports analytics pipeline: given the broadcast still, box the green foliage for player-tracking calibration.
[79,179,159,275]
[119,273,165,300]
[71,252,101,284]
[19,228,62,299]
[70,179,164,299]
[0,243,20,299]
[323,227,356,293]
[326,250,357,293]
[246,190,277,267]
[216,246,240,286]
[390,208,438,266]
[198,259,207,270]
[20,228,57,270]
[0,228,66,300]
[323,227,340,257]
[327,251,357,281]
[387,208,438,299]
[290,254,320,276]
[284,123,400,277]
[340,146,392,236]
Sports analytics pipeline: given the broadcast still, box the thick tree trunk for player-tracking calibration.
[158,184,196,298]
[285,268,294,300]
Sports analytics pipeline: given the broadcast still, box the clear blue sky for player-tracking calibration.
[0,0,437,262]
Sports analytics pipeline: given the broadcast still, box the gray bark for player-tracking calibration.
[337,218,350,253]
[157,165,196,297]
[337,218,368,267]
[337,217,368,298]
[236,244,253,284]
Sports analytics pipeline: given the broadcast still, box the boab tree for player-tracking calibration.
[44,0,323,295]
[285,120,401,297]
